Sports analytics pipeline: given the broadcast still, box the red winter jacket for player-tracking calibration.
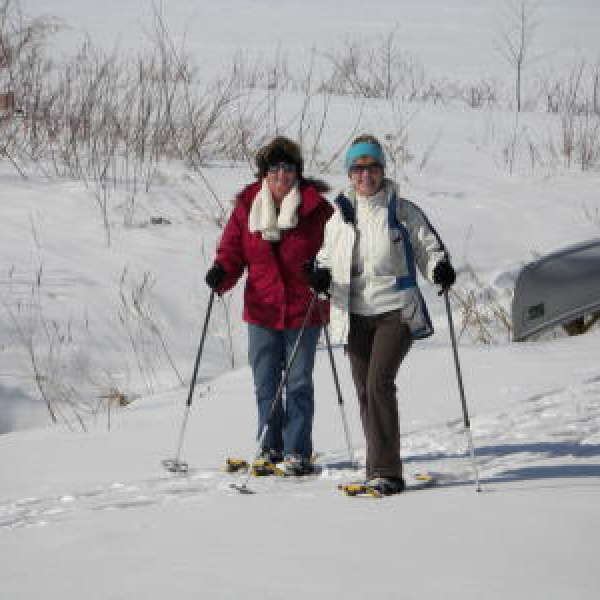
[215,180,333,330]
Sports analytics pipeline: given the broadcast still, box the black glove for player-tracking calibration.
[305,263,331,294]
[433,259,456,290]
[205,263,226,290]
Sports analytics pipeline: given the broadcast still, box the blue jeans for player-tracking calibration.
[248,323,321,459]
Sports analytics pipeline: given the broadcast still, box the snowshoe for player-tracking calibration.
[224,458,249,473]
[225,449,284,476]
[224,457,283,476]
[338,482,382,498]
[251,457,285,477]
[339,473,435,498]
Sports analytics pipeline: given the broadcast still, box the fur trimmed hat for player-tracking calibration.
[255,136,304,179]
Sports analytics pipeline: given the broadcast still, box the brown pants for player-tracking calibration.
[347,310,412,479]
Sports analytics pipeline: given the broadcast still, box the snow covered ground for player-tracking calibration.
[2,1,600,599]
[2,335,600,599]
[19,0,600,81]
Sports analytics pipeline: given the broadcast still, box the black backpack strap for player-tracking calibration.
[334,193,356,226]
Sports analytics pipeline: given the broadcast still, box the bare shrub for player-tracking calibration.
[541,61,600,116]
[551,72,600,170]
[2,257,189,431]
[0,0,58,175]
[117,267,184,393]
[457,80,499,109]
[2,264,97,430]
[376,101,417,179]
[236,47,293,92]
[501,116,547,175]
[320,32,432,102]
[575,113,600,170]
[2,2,239,218]
[0,0,61,100]
[449,266,512,344]
[211,51,367,176]
[537,62,600,171]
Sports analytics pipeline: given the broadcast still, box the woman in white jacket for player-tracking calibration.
[307,134,456,495]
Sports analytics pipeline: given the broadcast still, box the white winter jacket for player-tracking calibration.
[317,180,446,344]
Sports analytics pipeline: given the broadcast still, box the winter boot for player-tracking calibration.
[278,454,315,477]
[364,477,406,495]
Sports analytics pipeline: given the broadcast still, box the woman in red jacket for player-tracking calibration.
[205,137,333,476]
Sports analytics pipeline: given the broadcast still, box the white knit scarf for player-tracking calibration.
[248,179,301,241]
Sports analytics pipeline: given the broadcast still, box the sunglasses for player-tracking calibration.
[349,163,383,175]
[267,162,297,174]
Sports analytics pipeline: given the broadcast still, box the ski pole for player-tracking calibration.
[316,299,356,469]
[231,292,318,494]
[163,290,216,474]
[443,289,481,492]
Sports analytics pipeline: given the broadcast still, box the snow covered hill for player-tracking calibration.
[2,1,600,598]
[2,335,600,599]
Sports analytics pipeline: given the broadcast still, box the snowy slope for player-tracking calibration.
[19,0,600,81]
[2,335,600,599]
[2,1,600,599]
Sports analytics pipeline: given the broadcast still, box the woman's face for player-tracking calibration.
[266,162,297,202]
[349,156,384,197]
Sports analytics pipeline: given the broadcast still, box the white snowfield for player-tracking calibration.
[1,337,600,599]
[2,1,600,599]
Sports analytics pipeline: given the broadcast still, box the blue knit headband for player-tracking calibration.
[344,142,386,171]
